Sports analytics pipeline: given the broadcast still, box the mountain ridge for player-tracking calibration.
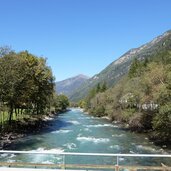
[69,29,171,102]
[56,74,89,96]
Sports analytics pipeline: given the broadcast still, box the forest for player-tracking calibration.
[0,47,69,133]
[82,50,171,145]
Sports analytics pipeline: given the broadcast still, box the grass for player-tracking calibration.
[0,110,32,126]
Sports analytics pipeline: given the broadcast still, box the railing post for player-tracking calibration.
[115,156,119,171]
[62,154,65,170]
[117,156,119,166]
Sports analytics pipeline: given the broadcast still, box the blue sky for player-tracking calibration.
[0,0,171,81]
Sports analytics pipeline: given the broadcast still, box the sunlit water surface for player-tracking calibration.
[0,108,171,167]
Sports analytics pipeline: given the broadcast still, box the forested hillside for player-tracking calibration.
[70,30,171,102]
[83,47,171,144]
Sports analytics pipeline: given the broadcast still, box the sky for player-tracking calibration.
[0,0,171,81]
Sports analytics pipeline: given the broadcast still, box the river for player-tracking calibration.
[0,108,170,167]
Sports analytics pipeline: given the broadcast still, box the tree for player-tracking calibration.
[0,50,55,125]
[78,100,86,108]
[129,58,141,78]
[0,52,23,123]
[100,82,107,92]
[53,94,69,112]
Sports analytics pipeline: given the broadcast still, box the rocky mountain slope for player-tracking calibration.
[69,30,171,102]
[56,74,89,96]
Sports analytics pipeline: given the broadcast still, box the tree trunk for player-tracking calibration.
[8,103,13,125]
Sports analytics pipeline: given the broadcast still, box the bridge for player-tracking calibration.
[0,150,171,170]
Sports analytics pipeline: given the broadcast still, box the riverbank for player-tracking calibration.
[0,114,54,149]
[84,109,171,149]
[1,108,171,167]
[0,109,71,150]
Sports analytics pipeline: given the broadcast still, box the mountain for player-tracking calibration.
[56,74,89,97]
[70,30,171,102]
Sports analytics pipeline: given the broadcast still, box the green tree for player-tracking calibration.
[53,94,69,112]
[78,100,86,108]
[0,50,55,125]
[100,82,107,92]
[129,58,141,78]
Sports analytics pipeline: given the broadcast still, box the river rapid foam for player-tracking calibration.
[1,108,170,166]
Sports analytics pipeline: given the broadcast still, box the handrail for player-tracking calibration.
[0,151,171,170]
[0,150,171,158]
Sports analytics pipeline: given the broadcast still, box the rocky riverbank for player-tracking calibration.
[0,114,56,150]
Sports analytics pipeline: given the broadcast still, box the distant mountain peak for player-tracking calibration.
[56,74,89,96]
[76,74,90,79]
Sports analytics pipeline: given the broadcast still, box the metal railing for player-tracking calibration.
[0,150,171,170]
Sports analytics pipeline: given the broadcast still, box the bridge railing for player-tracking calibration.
[0,150,171,170]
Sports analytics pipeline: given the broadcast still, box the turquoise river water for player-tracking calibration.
[0,108,171,168]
